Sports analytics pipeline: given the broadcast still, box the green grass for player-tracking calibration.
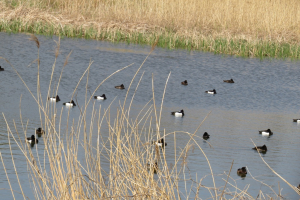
[1,20,300,59]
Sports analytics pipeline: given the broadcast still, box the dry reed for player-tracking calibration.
[2,0,300,42]
[1,35,299,199]
[2,0,300,58]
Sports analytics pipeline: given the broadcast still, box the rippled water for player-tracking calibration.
[0,32,300,199]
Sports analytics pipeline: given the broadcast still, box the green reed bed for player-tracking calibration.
[1,20,300,59]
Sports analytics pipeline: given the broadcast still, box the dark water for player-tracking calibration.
[0,32,300,199]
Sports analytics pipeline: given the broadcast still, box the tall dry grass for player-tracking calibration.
[2,0,300,43]
[1,35,300,199]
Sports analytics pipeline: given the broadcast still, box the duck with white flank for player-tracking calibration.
[203,132,210,140]
[63,100,76,107]
[258,129,273,136]
[223,79,234,83]
[181,80,188,85]
[205,89,217,94]
[152,138,167,147]
[115,84,125,89]
[26,135,38,144]
[48,95,61,102]
[0,66,4,71]
[36,127,45,137]
[252,144,267,153]
[171,109,184,117]
[94,94,107,100]
[237,167,247,177]
[293,119,300,123]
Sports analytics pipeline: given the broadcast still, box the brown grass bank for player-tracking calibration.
[1,0,300,58]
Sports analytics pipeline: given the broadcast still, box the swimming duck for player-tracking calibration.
[94,94,107,100]
[237,167,247,177]
[115,84,125,89]
[293,119,300,123]
[252,144,267,153]
[223,79,234,83]
[26,135,38,144]
[0,66,4,71]
[48,95,61,102]
[152,138,167,147]
[63,100,76,107]
[147,162,158,173]
[258,129,273,136]
[36,127,45,137]
[171,109,184,117]
[203,132,210,140]
[205,89,217,94]
[181,80,188,85]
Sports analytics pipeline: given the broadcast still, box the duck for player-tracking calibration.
[203,132,210,140]
[181,80,188,85]
[147,162,158,173]
[63,100,76,107]
[94,94,107,100]
[223,79,234,83]
[48,95,61,102]
[26,135,38,144]
[36,127,45,137]
[258,129,273,136]
[237,167,247,177]
[115,84,125,89]
[152,138,167,147]
[171,109,184,117]
[205,89,217,94]
[293,119,300,123]
[252,144,267,153]
[0,66,4,71]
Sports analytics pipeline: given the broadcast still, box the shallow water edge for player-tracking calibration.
[1,20,300,59]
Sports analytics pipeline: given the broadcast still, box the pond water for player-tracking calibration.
[0,32,300,199]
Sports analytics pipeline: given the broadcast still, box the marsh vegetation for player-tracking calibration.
[1,0,300,58]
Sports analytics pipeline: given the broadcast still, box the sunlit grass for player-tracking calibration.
[1,0,300,58]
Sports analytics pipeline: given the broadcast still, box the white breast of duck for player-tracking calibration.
[94,94,106,100]
[206,89,216,94]
[63,100,76,107]
[172,109,184,117]
[260,129,272,136]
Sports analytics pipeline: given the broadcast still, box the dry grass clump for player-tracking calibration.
[2,0,300,43]
[1,35,300,199]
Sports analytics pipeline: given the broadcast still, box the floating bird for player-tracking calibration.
[115,84,125,89]
[26,135,38,144]
[203,132,210,140]
[181,80,188,85]
[147,162,158,173]
[48,95,60,102]
[205,89,217,94]
[223,79,234,83]
[258,129,273,136]
[36,127,45,137]
[252,144,267,153]
[94,94,107,100]
[237,167,247,177]
[152,138,167,147]
[171,109,184,117]
[0,66,4,71]
[293,119,300,123]
[63,100,76,107]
